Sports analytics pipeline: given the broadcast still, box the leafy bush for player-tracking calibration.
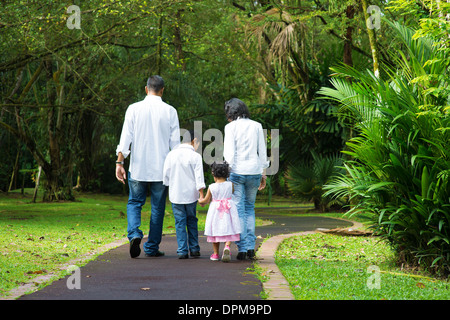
[286,152,345,211]
[321,21,450,275]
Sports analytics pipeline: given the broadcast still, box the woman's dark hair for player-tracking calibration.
[211,161,230,179]
[224,98,250,121]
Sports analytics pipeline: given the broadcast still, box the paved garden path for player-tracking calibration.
[19,208,352,300]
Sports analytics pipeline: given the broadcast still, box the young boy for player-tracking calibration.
[163,129,205,259]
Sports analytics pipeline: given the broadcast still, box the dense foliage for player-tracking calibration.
[322,20,450,275]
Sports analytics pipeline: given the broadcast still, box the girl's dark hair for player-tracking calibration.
[211,161,230,179]
[224,98,250,121]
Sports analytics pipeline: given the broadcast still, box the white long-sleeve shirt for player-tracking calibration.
[116,94,180,181]
[223,118,270,175]
[163,144,205,204]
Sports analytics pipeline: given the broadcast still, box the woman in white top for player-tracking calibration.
[223,98,269,260]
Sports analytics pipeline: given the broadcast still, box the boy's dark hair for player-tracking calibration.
[182,129,196,143]
[211,161,230,179]
[224,98,250,121]
[147,75,165,93]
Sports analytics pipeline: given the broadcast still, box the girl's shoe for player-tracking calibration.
[222,246,231,263]
[210,253,220,261]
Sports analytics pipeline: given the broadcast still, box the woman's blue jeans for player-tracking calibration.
[229,173,261,253]
[127,172,168,255]
[172,202,200,255]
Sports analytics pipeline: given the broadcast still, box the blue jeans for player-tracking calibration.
[171,202,200,255]
[229,173,261,253]
[127,172,168,255]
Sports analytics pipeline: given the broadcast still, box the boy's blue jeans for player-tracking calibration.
[171,202,200,255]
[127,172,168,255]
[229,173,261,253]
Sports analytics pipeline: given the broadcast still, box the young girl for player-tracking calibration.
[199,162,241,262]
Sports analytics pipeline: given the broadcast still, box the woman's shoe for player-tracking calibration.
[236,252,247,260]
[222,246,231,262]
[210,253,220,261]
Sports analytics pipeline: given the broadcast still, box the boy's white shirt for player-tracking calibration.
[163,144,205,204]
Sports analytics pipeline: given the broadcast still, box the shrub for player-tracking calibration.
[286,152,345,211]
[321,21,450,275]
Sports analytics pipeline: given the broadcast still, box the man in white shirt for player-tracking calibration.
[163,129,205,259]
[115,75,180,258]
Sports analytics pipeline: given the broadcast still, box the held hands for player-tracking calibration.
[198,195,207,207]
[198,188,210,207]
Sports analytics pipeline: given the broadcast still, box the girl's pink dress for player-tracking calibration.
[204,181,241,242]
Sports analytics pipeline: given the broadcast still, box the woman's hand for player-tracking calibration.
[258,175,267,191]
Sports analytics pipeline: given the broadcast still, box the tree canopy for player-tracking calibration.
[1,0,448,202]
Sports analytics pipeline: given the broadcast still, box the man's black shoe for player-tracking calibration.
[247,249,256,260]
[178,254,189,259]
[145,250,165,257]
[236,252,247,260]
[129,237,141,258]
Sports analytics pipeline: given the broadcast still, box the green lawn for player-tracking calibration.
[275,232,450,300]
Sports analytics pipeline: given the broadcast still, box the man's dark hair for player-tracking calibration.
[147,75,165,93]
[211,161,230,179]
[224,98,250,121]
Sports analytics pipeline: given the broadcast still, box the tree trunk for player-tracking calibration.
[8,149,20,193]
[32,166,42,203]
[78,110,100,191]
[42,57,74,201]
[155,17,163,75]
[343,5,355,67]
[173,10,186,71]
[361,0,380,77]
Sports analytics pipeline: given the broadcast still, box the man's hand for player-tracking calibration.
[116,165,127,184]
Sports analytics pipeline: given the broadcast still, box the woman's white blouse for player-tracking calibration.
[223,118,269,175]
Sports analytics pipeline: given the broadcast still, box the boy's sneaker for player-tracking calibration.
[210,253,220,261]
[222,246,231,263]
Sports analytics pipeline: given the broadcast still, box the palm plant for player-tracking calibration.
[320,20,450,275]
[286,152,345,212]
